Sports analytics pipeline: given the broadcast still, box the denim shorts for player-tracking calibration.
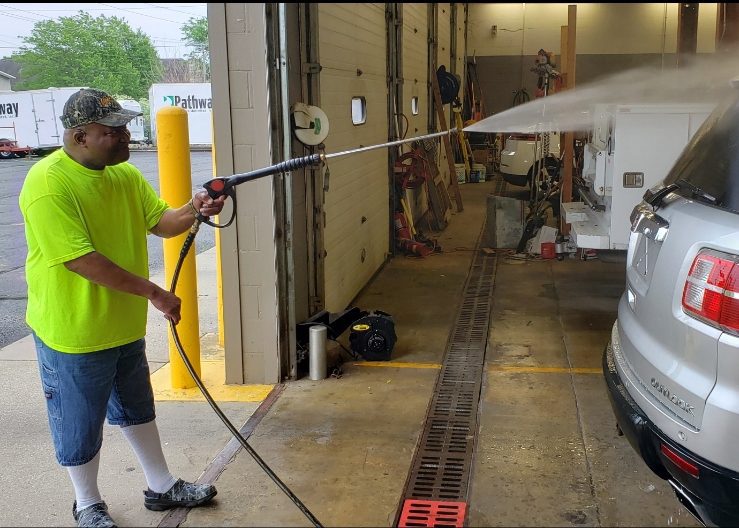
[33,334,156,466]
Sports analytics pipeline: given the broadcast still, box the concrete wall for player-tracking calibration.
[209,3,283,384]
[467,3,719,115]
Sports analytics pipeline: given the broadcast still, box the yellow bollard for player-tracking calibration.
[156,106,201,389]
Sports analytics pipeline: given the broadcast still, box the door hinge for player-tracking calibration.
[303,62,322,74]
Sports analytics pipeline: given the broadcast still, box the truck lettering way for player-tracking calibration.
[0,102,19,118]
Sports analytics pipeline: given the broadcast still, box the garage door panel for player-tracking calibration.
[320,3,388,311]
[402,4,430,222]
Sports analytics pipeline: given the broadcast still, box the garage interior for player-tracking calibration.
[182,3,732,526]
[165,177,701,527]
[6,3,738,527]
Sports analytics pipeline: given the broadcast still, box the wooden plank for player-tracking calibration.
[560,6,577,236]
[677,4,699,67]
[566,5,577,89]
[417,147,449,230]
[431,70,464,212]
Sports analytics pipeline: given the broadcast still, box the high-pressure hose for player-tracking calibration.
[168,153,325,527]
[167,129,456,525]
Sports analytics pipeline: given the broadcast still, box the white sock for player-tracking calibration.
[67,452,103,510]
[120,421,178,493]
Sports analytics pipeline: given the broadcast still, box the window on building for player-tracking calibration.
[352,97,367,125]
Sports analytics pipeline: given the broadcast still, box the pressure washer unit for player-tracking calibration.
[349,310,397,361]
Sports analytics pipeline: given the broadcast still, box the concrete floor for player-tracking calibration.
[1,177,702,527]
[182,178,701,527]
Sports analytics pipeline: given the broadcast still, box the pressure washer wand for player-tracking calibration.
[323,128,456,160]
[201,128,457,200]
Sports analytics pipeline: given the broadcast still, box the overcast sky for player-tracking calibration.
[1,3,208,59]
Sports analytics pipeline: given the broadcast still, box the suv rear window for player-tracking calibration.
[664,91,739,214]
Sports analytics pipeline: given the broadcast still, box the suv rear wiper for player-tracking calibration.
[674,178,718,204]
[644,183,679,208]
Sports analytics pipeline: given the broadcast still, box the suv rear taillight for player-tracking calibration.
[682,249,739,334]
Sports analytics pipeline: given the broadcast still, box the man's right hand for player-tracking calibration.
[65,252,183,325]
[150,288,182,324]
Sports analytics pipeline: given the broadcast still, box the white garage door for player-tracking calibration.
[318,3,389,312]
[402,3,430,222]
[437,3,452,186]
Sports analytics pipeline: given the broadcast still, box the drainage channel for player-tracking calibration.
[395,248,497,528]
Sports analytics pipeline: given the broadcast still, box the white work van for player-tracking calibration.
[0,87,84,152]
[118,99,146,143]
[562,103,713,250]
[500,131,560,187]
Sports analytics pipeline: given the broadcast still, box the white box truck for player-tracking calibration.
[0,87,84,152]
[148,83,212,146]
[562,103,713,250]
[118,99,146,143]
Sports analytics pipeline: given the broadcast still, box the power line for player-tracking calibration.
[0,3,53,20]
[146,3,204,18]
[99,3,183,24]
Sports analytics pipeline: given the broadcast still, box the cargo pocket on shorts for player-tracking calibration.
[38,355,62,436]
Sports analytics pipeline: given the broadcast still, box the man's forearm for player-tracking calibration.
[149,204,197,238]
[64,251,165,300]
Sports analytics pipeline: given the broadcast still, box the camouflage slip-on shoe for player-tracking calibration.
[73,501,117,528]
[143,479,217,511]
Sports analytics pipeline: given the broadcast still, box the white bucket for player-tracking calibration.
[454,163,466,184]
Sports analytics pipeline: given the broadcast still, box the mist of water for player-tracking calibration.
[463,53,739,134]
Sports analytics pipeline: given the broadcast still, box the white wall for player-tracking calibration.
[468,3,718,58]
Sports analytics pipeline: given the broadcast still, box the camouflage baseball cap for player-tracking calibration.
[60,88,142,129]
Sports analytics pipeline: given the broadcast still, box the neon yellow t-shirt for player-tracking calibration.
[19,148,170,353]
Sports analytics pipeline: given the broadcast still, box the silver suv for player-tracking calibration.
[604,87,739,527]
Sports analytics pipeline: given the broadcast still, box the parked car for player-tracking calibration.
[0,138,33,159]
[604,84,739,526]
[499,131,559,187]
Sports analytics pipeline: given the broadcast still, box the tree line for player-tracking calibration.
[6,11,209,102]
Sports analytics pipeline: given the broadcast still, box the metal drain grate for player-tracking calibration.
[396,250,496,523]
[398,500,467,527]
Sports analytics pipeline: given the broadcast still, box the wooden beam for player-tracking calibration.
[566,5,576,90]
[677,3,699,67]
[560,5,576,236]
[559,26,568,90]
[716,3,739,53]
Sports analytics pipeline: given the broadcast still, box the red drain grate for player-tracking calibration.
[398,499,467,527]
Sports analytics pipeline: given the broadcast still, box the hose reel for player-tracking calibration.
[291,103,330,146]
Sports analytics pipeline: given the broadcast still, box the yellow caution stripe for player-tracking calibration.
[151,360,273,402]
[352,361,442,369]
[489,365,602,375]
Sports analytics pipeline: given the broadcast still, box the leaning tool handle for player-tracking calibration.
[202,153,324,199]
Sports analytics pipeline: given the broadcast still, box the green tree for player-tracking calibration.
[182,17,209,81]
[12,12,161,100]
